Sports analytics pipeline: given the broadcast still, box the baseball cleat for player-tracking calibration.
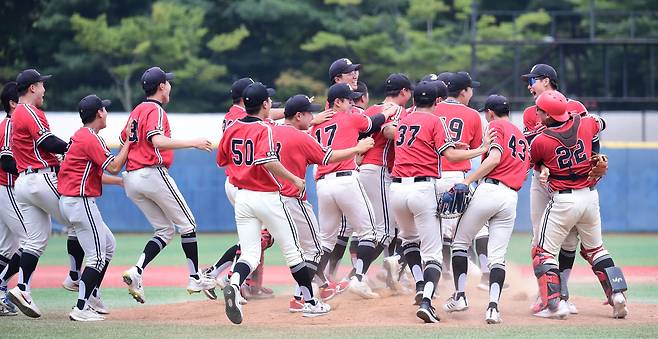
[485,306,501,324]
[533,300,569,319]
[336,279,350,294]
[383,256,406,293]
[203,287,218,300]
[443,293,469,313]
[565,300,579,314]
[302,299,331,318]
[223,284,243,324]
[289,297,304,313]
[87,294,109,315]
[0,287,18,314]
[319,281,338,301]
[611,292,628,319]
[249,286,275,300]
[7,287,41,318]
[62,276,80,292]
[187,275,216,294]
[217,275,230,290]
[69,306,105,322]
[414,281,425,305]
[416,300,440,323]
[122,267,145,304]
[348,276,379,299]
[0,305,17,316]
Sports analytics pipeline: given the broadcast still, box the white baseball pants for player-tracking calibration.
[281,196,323,263]
[0,185,26,258]
[359,164,396,246]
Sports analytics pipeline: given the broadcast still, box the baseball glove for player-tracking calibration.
[438,183,472,219]
[587,154,609,181]
[261,229,274,250]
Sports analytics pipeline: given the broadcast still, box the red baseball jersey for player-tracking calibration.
[223,105,247,132]
[392,111,454,178]
[433,100,483,172]
[485,119,530,191]
[523,98,587,140]
[0,118,17,186]
[217,116,281,192]
[120,100,173,171]
[58,128,114,197]
[311,109,371,180]
[10,103,59,172]
[360,104,403,171]
[272,124,332,198]
[530,115,604,191]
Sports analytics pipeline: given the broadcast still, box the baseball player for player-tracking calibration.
[312,83,397,299]
[120,66,215,304]
[0,82,26,316]
[359,73,413,293]
[217,82,331,323]
[435,71,490,288]
[530,90,628,320]
[274,94,374,310]
[442,95,530,324]
[6,69,85,318]
[58,94,131,321]
[521,63,593,314]
[387,81,493,323]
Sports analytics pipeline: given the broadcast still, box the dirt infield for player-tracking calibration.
[109,266,658,328]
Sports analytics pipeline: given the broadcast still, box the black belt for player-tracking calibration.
[483,178,519,192]
[392,176,432,183]
[558,186,596,194]
[23,166,59,175]
[318,171,353,180]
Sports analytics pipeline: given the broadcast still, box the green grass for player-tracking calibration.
[569,283,658,304]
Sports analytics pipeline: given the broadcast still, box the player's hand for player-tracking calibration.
[355,137,375,153]
[293,177,306,198]
[381,103,400,119]
[311,109,335,126]
[481,128,497,150]
[539,166,550,186]
[191,138,212,152]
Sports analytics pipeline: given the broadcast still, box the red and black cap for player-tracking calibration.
[16,69,52,92]
[284,95,322,118]
[329,58,361,82]
[141,66,174,91]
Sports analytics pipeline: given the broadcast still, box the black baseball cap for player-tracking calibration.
[284,94,322,118]
[329,58,361,82]
[385,73,414,92]
[141,66,174,91]
[421,74,448,99]
[521,64,558,82]
[479,94,510,114]
[230,77,255,100]
[327,83,361,104]
[447,71,480,92]
[437,72,453,82]
[413,81,439,106]
[1,82,18,114]
[78,94,111,121]
[356,81,368,98]
[16,69,52,92]
[242,82,276,109]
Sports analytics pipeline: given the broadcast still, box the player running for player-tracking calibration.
[120,67,215,303]
[442,95,530,324]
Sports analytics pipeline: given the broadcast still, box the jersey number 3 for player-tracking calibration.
[396,125,421,146]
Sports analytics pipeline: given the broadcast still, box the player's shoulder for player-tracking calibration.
[522,105,537,115]
[362,104,382,116]
[566,99,587,115]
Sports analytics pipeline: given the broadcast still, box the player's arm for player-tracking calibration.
[104,140,131,175]
[102,174,123,186]
[310,109,335,127]
[39,135,69,154]
[0,154,18,175]
[150,134,211,152]
[327,137,374,163]
[262,160,305,195]
[442,128,495,162]
[381,123,396,140]
[269,108,285,121]
[463,148,501,185]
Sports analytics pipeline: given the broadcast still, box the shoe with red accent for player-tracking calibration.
[289,297,304,313]
[336,279,350,294]
[319,282,338,301]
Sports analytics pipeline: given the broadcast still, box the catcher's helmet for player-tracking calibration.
[536,90,568,122]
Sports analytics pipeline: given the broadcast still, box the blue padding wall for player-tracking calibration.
[93,147,657,232]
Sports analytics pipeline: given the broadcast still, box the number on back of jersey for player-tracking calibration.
[231,138,255,166]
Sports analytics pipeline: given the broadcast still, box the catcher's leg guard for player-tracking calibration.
[532,247,561,311]
[591,255,628,305]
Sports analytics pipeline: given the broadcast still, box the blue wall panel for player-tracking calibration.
[92,147,657,233]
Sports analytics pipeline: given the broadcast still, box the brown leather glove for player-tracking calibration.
[588,154,609,181]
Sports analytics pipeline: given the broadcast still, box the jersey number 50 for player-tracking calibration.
[231,139,255,165]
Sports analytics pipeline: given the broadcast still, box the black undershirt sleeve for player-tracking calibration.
[39,135,69,154]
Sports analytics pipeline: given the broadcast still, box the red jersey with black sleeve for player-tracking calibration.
[433,100,483,172]
[272,124,332,198]
[10,103,59,172]
[311,109,372,180]
[217,116,281,192]
[0,118,17,186]
[120,100,173,171]
[223,105,247,132]
[361,103,403,171]
[392,111,454,178]
[484,119,530,191]
[529,115,604,192]
[58,128,114,197]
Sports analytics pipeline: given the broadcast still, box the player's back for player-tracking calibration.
[312,109,369,179]
[58,127,110,197]
[223,104,247,132]
[361,104,401,170]
[433,100,482,171]
[11,103,59,172]
[121,101,173,171]
[485,119,530,191]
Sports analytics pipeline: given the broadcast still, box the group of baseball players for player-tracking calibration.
[0,58,629,325]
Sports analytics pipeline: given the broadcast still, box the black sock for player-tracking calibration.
[67,237,85,281]
[290,262,314,304]
[0,252,20,286]
[422,261,442,301]
[349,237,359,257]
[17,252,39,291]
[76,267,100,310]
[489,267,505,306]
[315,252,331,285]
[231,261,252,286]
[137,237,166,274]
[402,243,423,283]
[92,260,110,298]
[558,249,576,299]
[181,232,199,279]
[215,244,240,269]
[355,241,377,280]
[305,260,319,281]
[475,236,489,273]
[327,236,348,278]
[452,249,468,293]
